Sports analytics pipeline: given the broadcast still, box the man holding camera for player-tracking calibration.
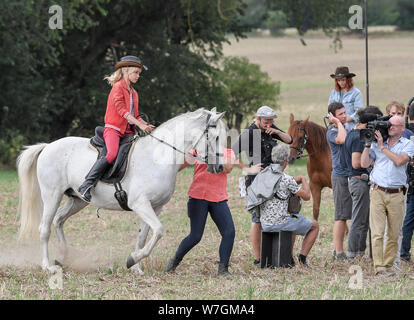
[343,106,382,263]
[361,115,414,276]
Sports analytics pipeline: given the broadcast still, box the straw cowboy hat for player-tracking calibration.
[330,66,356,79]
[114,55,148,71]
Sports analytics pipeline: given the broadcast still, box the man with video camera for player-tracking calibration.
[361,115,414,276]
[344,106,383,263]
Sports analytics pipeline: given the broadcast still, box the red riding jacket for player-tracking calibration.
[104,77,140,134]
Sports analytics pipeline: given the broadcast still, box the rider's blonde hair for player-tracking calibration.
[104,66,141,86]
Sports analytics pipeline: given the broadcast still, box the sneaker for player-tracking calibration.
[333,252,347,260]
[253,259,260,267]
[165,256,182,272]
[218,263,231,276]
[297,254,308,268]
[401,255,411,263]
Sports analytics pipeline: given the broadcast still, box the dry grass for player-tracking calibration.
[1,34,414,300]
[1,163,413,300]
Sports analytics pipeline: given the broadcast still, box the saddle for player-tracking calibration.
[87,126,137,211]
[89,126,136,184]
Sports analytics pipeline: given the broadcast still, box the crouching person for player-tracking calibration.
[246,144,319,267]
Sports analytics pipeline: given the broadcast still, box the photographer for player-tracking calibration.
[344,106,382,263]
[361,115,414,276]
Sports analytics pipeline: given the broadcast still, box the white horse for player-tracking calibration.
[17,108,227,274]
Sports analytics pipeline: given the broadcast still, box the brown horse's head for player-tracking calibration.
[287,113,310,164]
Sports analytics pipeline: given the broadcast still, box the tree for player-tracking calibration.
[267,0,353,45]
[395,0,414,30]
[217,56,280,131]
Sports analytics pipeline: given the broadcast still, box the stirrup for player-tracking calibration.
[78,185,92,203]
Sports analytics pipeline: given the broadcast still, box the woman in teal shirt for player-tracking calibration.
[328,66,364,132]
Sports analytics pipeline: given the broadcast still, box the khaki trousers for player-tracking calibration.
[370,187,405,271]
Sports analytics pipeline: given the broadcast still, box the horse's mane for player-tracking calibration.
[153,108,207,132]
[304,121,328,152]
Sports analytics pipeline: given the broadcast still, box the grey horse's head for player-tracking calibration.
[202,108,227,174]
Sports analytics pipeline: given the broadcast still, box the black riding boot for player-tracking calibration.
[78,157,110,202]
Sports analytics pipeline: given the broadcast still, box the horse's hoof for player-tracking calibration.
[130,264,144,275]
[54,259,63,267]
[126,255,135,269]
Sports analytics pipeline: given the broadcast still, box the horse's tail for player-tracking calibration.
[17,143,48,242]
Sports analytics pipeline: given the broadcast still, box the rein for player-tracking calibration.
[290,124,316,160]
[146,114,222,164]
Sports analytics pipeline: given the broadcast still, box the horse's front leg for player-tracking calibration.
[126,199,163,274]
[310,181,322,221]
[130,206,163,274]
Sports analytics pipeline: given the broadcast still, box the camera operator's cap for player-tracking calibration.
[256,106,277,119]
[330,66,356,79]
[114,55,148,71]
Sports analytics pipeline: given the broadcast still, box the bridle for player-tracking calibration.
[148,114,223,164]
[290,121,315,159]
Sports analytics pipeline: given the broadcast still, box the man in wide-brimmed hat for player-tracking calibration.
[328,66,364,133]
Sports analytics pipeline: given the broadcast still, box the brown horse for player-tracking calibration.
[287,114,332,220]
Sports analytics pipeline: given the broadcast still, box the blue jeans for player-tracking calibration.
[401,194,414,260]
[174,198,235,265]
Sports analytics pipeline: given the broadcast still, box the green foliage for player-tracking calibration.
[238,0,268,29]
[217,56,280,131]
[365,0,399,26]
[263,10,289,36]
[0,0,249,166]
[268,0,353,35]
[396,0,414,30]
[0,131,27,167]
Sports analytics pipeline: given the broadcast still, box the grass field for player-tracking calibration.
[1,33,414,300]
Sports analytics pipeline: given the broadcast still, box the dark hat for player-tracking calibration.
[114,55,148,71]
[330,66,356,79]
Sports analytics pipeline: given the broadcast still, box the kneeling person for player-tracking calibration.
[250,144,319,266]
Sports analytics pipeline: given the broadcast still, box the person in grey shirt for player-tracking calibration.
[326,102,352,260]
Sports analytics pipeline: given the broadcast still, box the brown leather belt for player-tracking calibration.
[372,183,403,194]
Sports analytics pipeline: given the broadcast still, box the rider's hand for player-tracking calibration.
[142,124,155,133]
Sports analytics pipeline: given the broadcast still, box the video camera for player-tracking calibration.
[359,113,392,144]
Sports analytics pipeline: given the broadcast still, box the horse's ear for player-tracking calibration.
[290,113,294,124]
[210,107,217,113]
[303,115,310,125]
[209,111,225,124]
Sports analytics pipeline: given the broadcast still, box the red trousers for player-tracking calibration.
[103,126,134,164]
